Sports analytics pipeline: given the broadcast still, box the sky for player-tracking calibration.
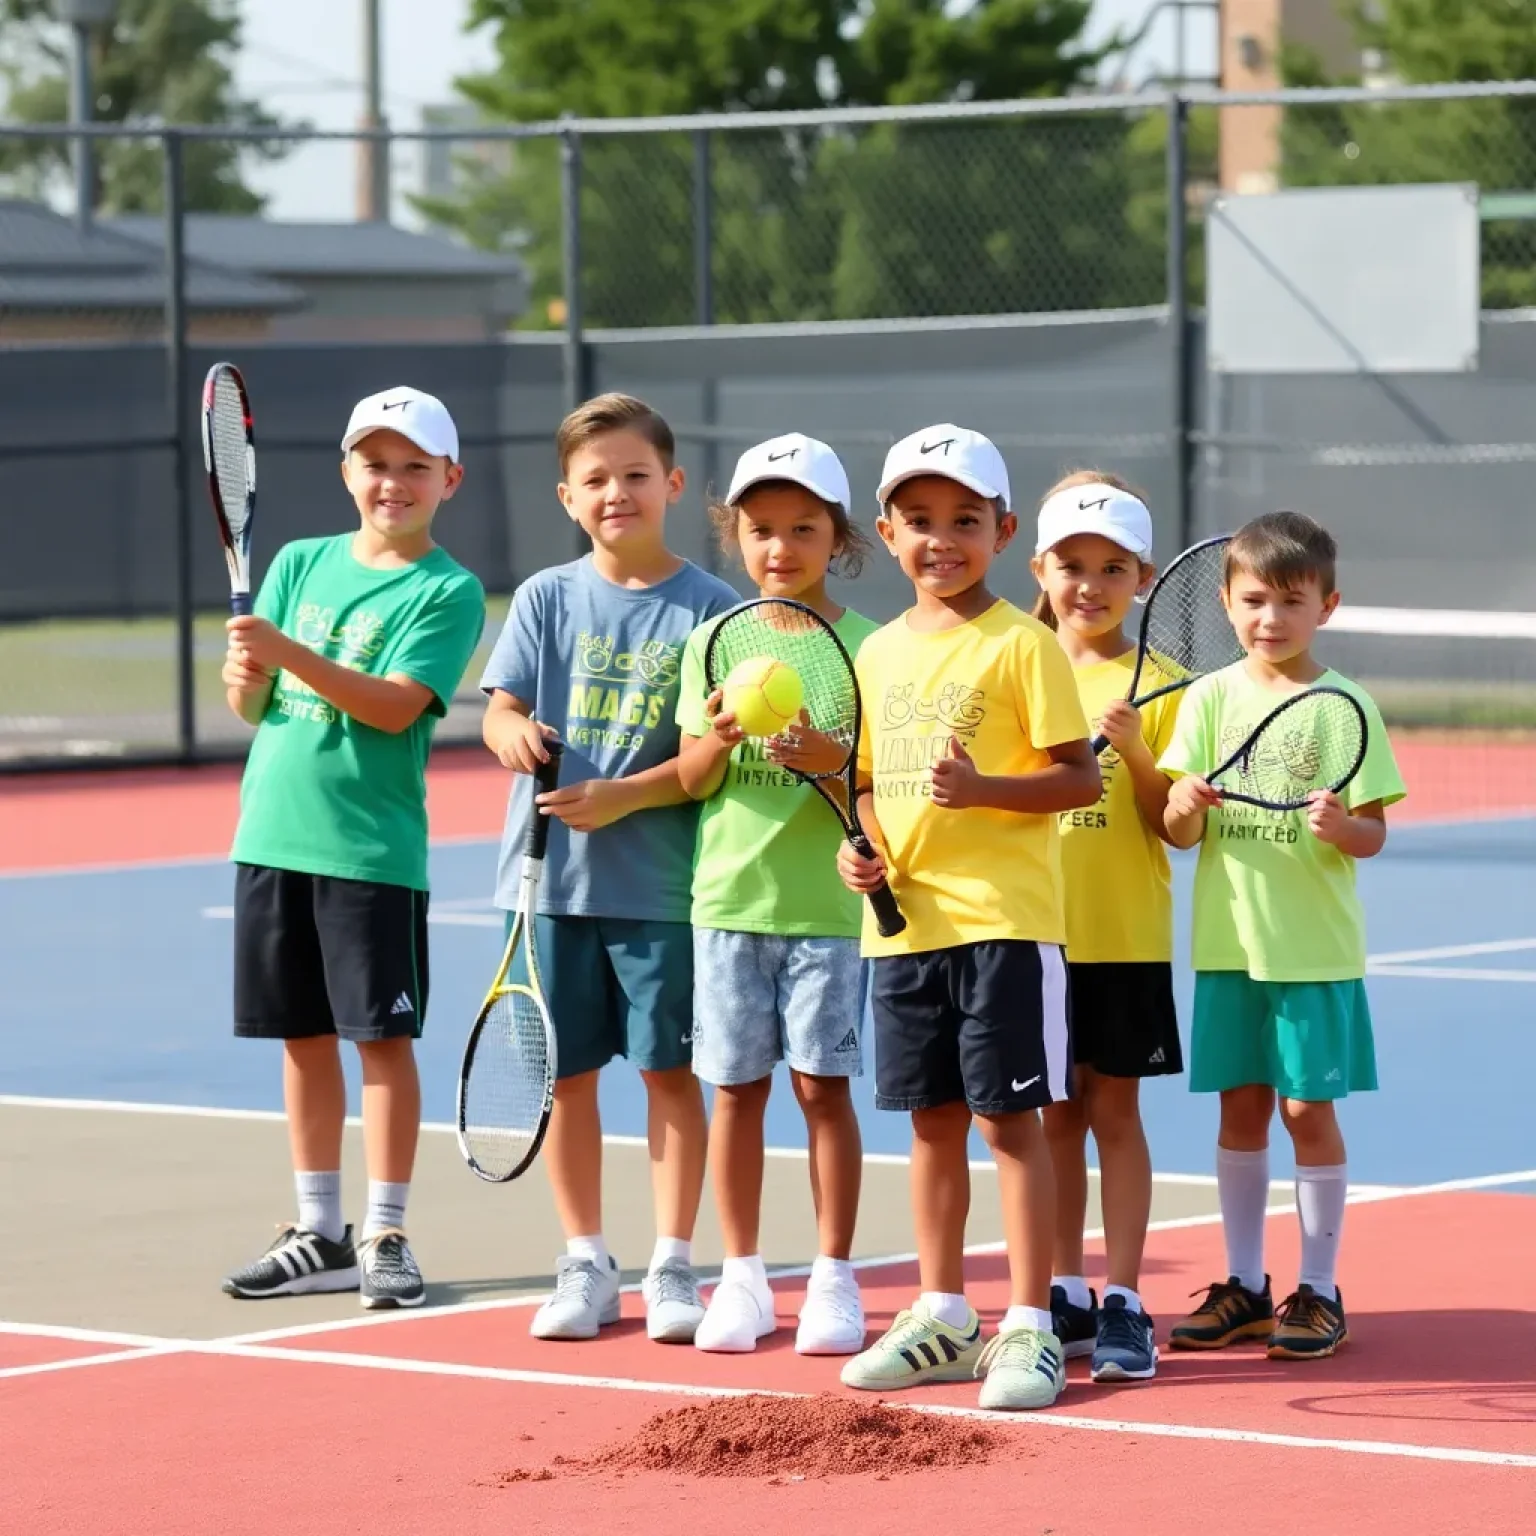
[230,0,1220,224]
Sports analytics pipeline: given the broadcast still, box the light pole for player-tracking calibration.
[357,0,390,221]
[54,0,119,230]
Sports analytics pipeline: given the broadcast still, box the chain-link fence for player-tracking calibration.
[2,81,1535,768]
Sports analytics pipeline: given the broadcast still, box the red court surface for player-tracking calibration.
[6,1191,1534,1534]
[6,736,1531,874]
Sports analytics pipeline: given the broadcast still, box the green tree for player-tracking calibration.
[1280,1,1536,306]
[427,0,1146,327]
[0,0,292,213]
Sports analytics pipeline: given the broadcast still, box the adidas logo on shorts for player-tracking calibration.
[390,992,414,1016]
[1148,1046,1165,1065]
[833,1027,858,1054]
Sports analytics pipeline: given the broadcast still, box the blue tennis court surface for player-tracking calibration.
[4,814,1533,1190]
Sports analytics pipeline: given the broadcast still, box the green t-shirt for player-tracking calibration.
[231,534,486,891]
[1159,662,1407,982]
[677,607,880,937]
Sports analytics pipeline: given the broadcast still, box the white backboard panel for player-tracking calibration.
[1207,183,1480,374]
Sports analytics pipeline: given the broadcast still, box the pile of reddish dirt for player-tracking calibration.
[496,1393,1005,1483]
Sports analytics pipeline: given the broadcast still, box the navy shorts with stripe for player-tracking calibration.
[869,939,1072,1114]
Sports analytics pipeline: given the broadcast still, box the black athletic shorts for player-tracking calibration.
[869,940,1072,1115]
[1067,961,1183,1080]
[233,865,429,1043]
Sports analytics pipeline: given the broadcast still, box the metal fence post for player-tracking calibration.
[164,130,196,762]
[694,128,720,571]
[1166,91,1195,550]
[559,119,589,556]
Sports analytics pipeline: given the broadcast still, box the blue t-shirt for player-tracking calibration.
[481,555,740,920]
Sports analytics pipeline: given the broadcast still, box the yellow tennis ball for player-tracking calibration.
[722,655,803,738]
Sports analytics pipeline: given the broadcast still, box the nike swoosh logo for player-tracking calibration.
[1011,1075,1041,1092]
[1078,495,1110,512]
[381,400,409,412]
[767,449,798,463]
[919,438,954,455]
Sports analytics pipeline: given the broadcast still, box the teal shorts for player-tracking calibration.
[1190,972,1378,1101]
[507,913,694,1080]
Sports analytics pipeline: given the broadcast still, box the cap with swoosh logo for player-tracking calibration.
[877,423,1011,511]
[1035,481,1153,559]
[725,431,851,510]
[341,385,460,462]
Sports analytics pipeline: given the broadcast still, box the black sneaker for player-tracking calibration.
[358,1229,425,1310]
[1169,1275,1275,1350]
[1267,1285,1347,1360]
[222,1223,359,1299]
[1090,1293,1158,1382]
[1050,1283,1099,1359]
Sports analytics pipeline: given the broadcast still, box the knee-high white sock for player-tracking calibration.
[1295,1163,1348,1301]
[1216,1145,1269,1294]
[295,1170,344,1243]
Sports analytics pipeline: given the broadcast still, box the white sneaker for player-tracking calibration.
[696,1279,776,1353]
[642,1257,706,1343]
[796,1266,866,1355]
[530,1254,621,1341]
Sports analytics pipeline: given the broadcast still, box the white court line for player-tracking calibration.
[0,1093,1321,1193]
[1369,938,1536,965]
[0,1320,178,1348]
[1369,965,1536,984]
[0,1345,186,1382]
[147,1342,1536,1469]
[198,905,500,928]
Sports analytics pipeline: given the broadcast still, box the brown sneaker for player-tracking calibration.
[1168,1275,1275,1350]
[1267,1285,1347,1360]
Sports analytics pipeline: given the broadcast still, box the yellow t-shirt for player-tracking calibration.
[854,600,1090,957]
[1058,652,1182,964]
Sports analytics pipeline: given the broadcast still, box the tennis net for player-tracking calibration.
[1320,606,1536,835]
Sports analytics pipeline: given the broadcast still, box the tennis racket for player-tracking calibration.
[201,361,257,616]
[1206,687,1368,811]
[1091,533,1241,755]
[456,742,564,1183]
[703,598,906,938]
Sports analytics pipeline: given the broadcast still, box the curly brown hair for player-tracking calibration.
[709,479,874,581]
[1030,467,1150,631]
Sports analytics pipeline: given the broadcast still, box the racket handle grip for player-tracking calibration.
[849,830,907,938]
[230,592,252,617]
[523,740,564,860]
[1089,730,1109,757]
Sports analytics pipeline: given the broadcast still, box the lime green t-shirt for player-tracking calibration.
[1158,662,1406,982]
[677,607,880,936]
[231,534,486,891]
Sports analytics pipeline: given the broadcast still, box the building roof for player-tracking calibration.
[0,199,303,312]
[110,214,524,280]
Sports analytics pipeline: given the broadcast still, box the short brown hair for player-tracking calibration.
[556,392,675,475]
[1031,467,1150,631]
[708,480,874,580]
[1225,511,1337,596]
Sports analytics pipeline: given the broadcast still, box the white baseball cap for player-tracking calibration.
[877,424,1011,511]
[1035,481,1153,560]
[726,432,851,510]
[341,386,460,462]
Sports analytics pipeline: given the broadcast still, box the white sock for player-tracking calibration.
[917,1291,970,1329]
[1216,1145,1270,1295]
[650,1235,691,1273]
[720,1254,773,1310]
[294,1170,344,1243]
[1002,1304,1054,1335]
[1295,1164,1348,1302]
[1104,1285,1143,1313]
[361,1180,409,1240]
[810,1255,855,1288]
[567,1234,611,1270]
[1052,1274,1092,1310]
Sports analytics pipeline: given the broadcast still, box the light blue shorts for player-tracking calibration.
[691,928,865,1087]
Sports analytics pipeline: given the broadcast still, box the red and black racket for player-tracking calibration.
[201,361,257,616]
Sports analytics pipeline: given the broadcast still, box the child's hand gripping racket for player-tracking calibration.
[201,362,257,616]
[704,599,906,938]
[1203,686,1369,812]
[1092,534,1242,755]
[456,743,564,1184]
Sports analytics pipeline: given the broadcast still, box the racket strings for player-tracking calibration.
[708,606,858,748]
[210,373,252,537]
[1141,546,1242,685]
[459,989,549,1180]
[1225,691,1365,801]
